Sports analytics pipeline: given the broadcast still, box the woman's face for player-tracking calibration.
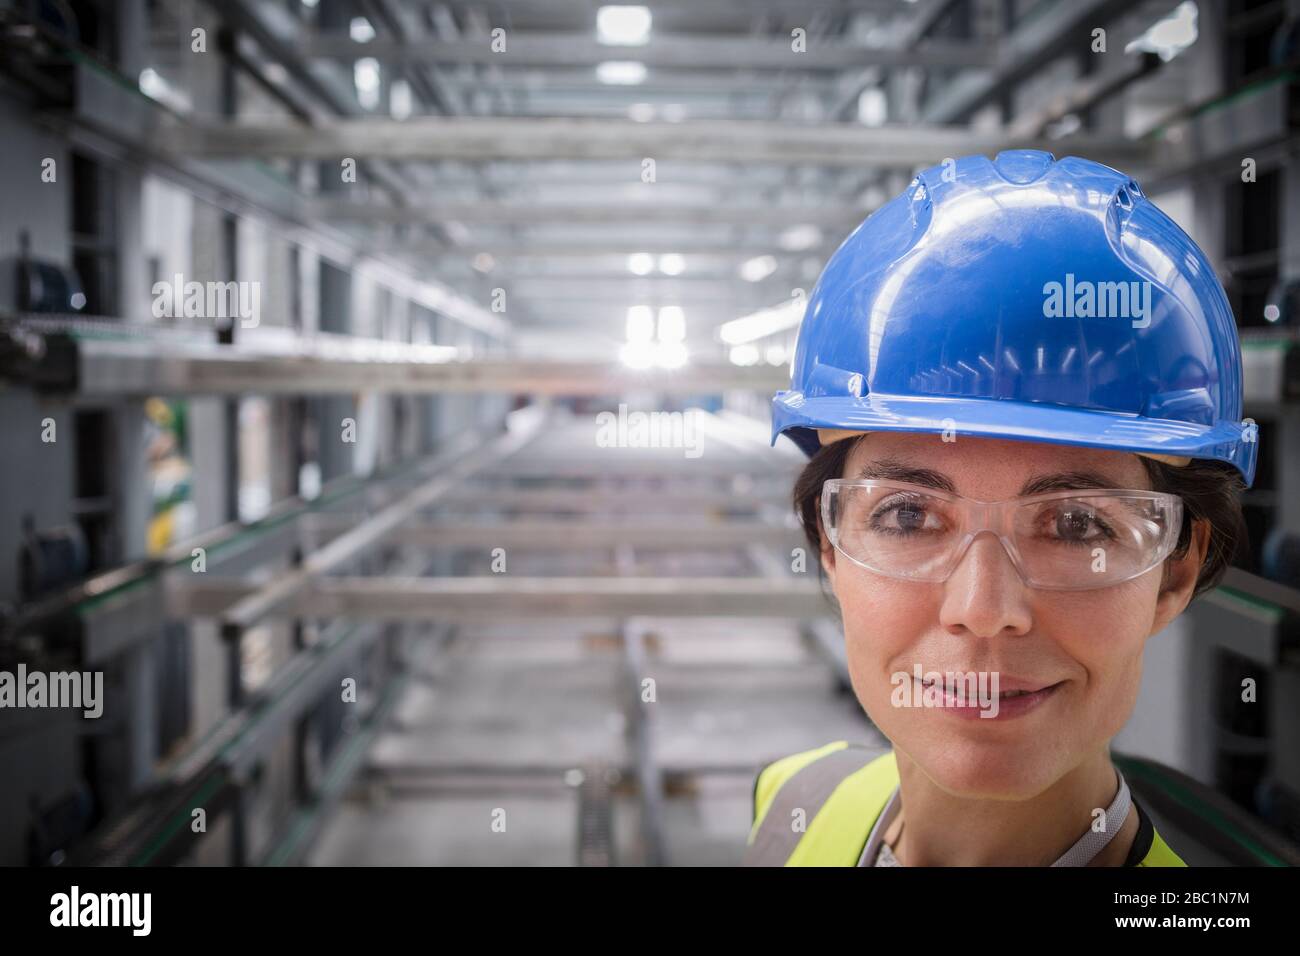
[820,432,1203,800]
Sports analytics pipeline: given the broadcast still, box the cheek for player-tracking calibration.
[831,568,931,720]
[1047,581,1159,734]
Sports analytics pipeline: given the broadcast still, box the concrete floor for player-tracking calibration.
[309,615,881,865]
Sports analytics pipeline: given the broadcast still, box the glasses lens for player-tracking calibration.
[825,483,1182,590]
[827,483,962,580]
[1011,493,1179,588]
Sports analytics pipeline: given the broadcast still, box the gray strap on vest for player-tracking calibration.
[857,785,902,866]
[742,746,877,866]
[1051,767,1132,867]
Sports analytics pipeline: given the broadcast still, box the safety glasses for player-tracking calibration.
[821,479,1184,591]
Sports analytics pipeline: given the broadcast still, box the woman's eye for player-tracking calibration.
[871,500,942,534]
[1047,507,1107,541]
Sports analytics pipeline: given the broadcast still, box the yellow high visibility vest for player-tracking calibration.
[746,741,1186,867]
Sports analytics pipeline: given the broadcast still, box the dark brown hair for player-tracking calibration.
[793,437,1247,601]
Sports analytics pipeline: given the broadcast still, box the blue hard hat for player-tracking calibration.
[771,150,1258,487]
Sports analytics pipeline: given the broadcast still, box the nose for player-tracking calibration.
[938,532,1033,639]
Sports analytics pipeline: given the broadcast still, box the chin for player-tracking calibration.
[900,732,1071,801]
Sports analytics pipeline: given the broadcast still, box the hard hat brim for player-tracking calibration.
[771,392,1257,485]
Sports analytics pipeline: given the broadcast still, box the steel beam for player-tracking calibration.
[407,0,904,13]
[176,116,1152,168]
[303,32,996,71]
[301,516,803,550]
[427,489,792,511]
[368,240,825,259]
[182,575,832,620]
[45,334,788,397]
[312,197,865,228]
[481,460,798,480]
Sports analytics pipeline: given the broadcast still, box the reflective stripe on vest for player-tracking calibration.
[745,741,1188,867]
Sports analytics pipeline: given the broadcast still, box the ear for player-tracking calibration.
[817,512,837,580]
[1150,518,1210,635]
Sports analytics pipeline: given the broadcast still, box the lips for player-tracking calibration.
[914,674,1066,720]
[920,677,1061,697]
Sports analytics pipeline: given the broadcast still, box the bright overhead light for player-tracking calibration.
[658,253,684,275]
[354,58,381,110]
[620,341,689,370]
[729,344,760,366]
[778,225,822,252]
[349,16,375,43]
[657,342,688,369]
[720,297,805,345]
[1125,1,1198,62]
[620,340,656,369]
[627,252,655,275]
[622,303,689,370]
[739,254,777,283]
[628,102,656,122]
[138,67,190,112]
[765,344,787,366]
[626,305,655,342]
[390,79,412,119]
[657,306,685,343]
[596,61,647,85]
[597,6,652,46]
[1045,113,1082,139]
[138,67,165,99]
[857,88,887,127]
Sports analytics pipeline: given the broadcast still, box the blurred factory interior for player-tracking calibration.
[1,0,1300,867]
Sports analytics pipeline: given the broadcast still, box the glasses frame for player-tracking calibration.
[820,478,1185,591]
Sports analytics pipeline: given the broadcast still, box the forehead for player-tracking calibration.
[840,432,1152,495]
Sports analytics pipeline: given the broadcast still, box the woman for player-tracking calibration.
[745,151,1256,867]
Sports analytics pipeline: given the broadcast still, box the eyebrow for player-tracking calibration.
[854,461,1127,496]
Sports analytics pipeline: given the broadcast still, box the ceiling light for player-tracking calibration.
[390,79,412,119]
[657,342,688,369]
[778,225,822,252]
[658,253,684,275]
[596,61,647,85]
[349,17,375,43]
[857,88,887,127]
[619,340,656,369]
[720,298,805,345]
[628,252,654,275]
[597,6,652,46]
[657,306,685,343]
[1125,1,1198,62]
[739,254,777,283]
[626,305,655,342]
[355,58,381,109]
